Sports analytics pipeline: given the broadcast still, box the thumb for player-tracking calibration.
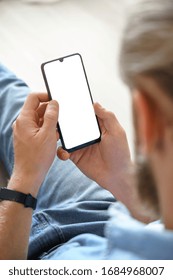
[43,100,59,130]
[94,102,118,134]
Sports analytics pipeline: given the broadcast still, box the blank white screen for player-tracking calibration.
[44,54,100,150]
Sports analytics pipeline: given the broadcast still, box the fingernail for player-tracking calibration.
[49,100,58,108]
[97,102,103,109]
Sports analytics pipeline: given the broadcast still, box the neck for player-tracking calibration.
[159,182,173,230]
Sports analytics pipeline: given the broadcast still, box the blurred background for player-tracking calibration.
[0,0,133,186]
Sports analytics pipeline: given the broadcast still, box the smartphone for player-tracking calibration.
[41,53,101,152]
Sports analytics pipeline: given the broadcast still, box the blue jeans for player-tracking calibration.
[0,64,115,259]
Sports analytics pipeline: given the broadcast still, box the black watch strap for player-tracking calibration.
[0,188,37,210]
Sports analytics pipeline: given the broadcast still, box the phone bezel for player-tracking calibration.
[41,53,101,152]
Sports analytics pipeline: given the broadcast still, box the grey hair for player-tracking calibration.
[119,0,173,98]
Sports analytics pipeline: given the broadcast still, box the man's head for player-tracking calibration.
[119,0,173,225]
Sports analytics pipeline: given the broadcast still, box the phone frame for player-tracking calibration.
[41,53,101,152]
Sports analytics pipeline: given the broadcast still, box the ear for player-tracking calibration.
[133,90,163,155]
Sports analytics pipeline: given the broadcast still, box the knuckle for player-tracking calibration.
[45,101,59,122]
[12,121,16,130]
[107,110,116,119]
[13,115,23,129]
[27,93,35,101]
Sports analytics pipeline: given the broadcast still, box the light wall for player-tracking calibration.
[0,0,134,185]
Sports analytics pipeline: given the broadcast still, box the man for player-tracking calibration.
[0,0,173,259]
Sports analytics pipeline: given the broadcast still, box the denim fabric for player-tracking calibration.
[0,64,115,259]
[41,202,173,260]
[0,65,30,174]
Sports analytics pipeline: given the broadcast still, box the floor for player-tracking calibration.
[0,0,134,186]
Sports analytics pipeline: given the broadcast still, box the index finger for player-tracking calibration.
[22,93,50,111]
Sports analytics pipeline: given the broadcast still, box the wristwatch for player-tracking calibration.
[0,187,37,210]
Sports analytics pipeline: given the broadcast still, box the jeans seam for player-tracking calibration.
[42,212,66,244]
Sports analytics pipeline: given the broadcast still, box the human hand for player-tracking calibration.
[57,103,132,200]
[11,93,59,196]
